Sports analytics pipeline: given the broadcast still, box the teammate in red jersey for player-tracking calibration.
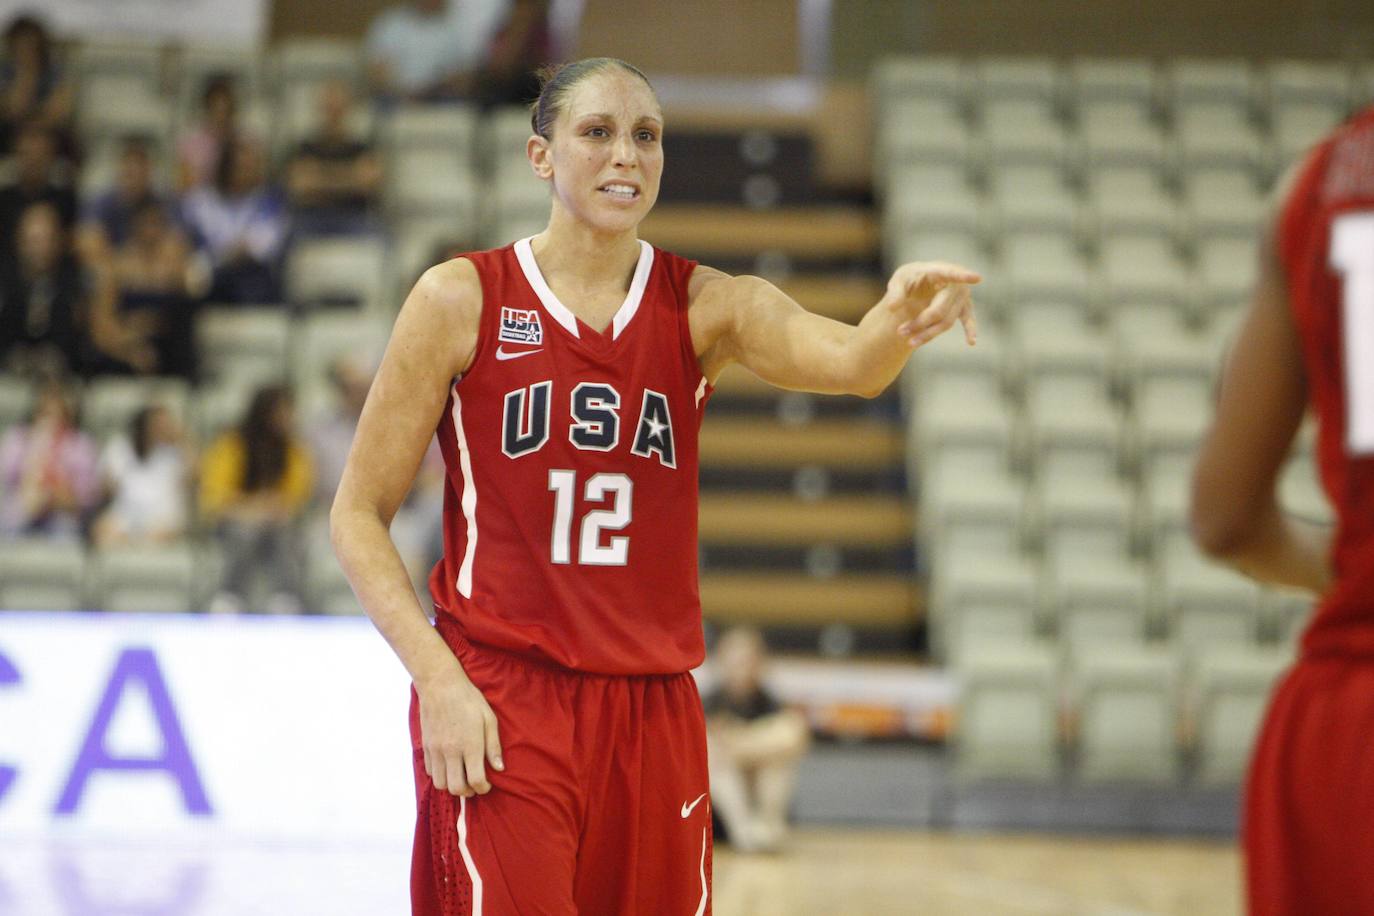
[1192,104,1374,915]
[331,57,978,915]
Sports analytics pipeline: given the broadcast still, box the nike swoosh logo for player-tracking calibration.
[496,346,543,361]
[681,793,707,818]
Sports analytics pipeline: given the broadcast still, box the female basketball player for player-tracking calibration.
[331,58,977,915]
[1192,104,1374,915]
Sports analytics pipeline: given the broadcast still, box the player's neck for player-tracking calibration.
[530,209,642,291]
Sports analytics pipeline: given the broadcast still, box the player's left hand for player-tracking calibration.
[881,261,980,349]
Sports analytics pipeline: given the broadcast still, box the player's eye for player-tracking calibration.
[586,126,609,138]
[636,130,657,143]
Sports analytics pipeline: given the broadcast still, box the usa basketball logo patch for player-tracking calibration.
[499,307,543,344]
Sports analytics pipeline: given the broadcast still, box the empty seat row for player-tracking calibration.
[0,532,361,616]
[953,639,1293,784]
[875,55,1374,117]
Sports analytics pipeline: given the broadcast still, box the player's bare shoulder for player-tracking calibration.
[399,257,485,377]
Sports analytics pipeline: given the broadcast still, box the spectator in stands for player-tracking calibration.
[0,14,73,156]
[0,121,76,271]
[285,80,383,237]
[703,626,811,853]
[79,135,178,253]
[176,73,258,192]
[0,378,99,539]
[308,353,373,503]
[200,384,313,614]
[88,199,202,379]
[307,352,445,586]
[0,202,87,378]
[180,138,289,304]
[365,0,510,103]
[475,0,550,108]
[92,404,191,547]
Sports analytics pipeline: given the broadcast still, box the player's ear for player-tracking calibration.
[528,134,553,180]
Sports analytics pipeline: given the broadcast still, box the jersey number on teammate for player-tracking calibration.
[1329,212,1374,455]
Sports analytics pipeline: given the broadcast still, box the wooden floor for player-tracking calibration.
[713,828,1241,916]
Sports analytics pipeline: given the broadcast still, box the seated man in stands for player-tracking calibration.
[0,14,73,156]
[0,201,88,378]
[0,378,99,540]
[364,0,510,103]
[180,138,288,304]
[0,121,76,272]
[285,80,383,237]
[704,625,812,852]
[88,199,203,379]
[79,135,178,255]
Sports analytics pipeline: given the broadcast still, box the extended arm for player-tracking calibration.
[689,262,978,398]
[330,258,504,796]
[1190,209,1333,594]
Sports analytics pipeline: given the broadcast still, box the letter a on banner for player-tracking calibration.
[54,647,212,815]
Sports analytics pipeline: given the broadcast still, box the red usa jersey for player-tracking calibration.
[427,238,711,674]
[1279,103,1374,656]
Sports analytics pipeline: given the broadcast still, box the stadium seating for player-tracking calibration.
[0,539,87,612]
[954,642,1060,781]
[1072,644,1181,783]
[1191,645,1291,783]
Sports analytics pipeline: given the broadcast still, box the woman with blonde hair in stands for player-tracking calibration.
[332,57,978,914]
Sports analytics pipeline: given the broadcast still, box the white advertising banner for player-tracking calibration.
[0,0,267,47]
[0,612,416,842]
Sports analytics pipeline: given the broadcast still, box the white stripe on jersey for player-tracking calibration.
[610,241,655,340]
[456,795,484,914]
[452,384,478,598]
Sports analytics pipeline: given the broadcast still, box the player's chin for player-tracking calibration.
[588,202,649,234]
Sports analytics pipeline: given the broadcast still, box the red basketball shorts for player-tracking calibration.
[408,622,713,916]
[1245,653,1374,916]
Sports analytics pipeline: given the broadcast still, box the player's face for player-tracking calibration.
[543,70,663,234]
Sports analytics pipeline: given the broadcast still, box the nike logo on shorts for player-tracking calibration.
[681,793,707,818]
[495,346,543,361]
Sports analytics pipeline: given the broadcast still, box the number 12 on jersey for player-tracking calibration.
[1330,212,1374,455]
[548,470,633,565]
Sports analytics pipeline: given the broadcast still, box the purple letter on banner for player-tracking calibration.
[54,647,211,815]
[0,651,18,804]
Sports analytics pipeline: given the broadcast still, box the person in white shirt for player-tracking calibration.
[92,404,191,546]
[365,0,510,102]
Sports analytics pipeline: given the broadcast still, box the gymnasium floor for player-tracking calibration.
[1,828,1239,915]
[714,829,1240,916]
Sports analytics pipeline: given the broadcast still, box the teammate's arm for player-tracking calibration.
[331,258,505,797]
[1190,187,1333,594]
[688,262,979,397]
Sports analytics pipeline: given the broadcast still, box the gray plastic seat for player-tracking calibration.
[0,539,86,610]
[1085,164,1179,239]
[954,641,1061,781]
[197,307,291,389]
[1191,645,1291,784]
[286,236,390,315]
[1072,644,1181,783]
[87,544,196,613]
[987,164,1079,235]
